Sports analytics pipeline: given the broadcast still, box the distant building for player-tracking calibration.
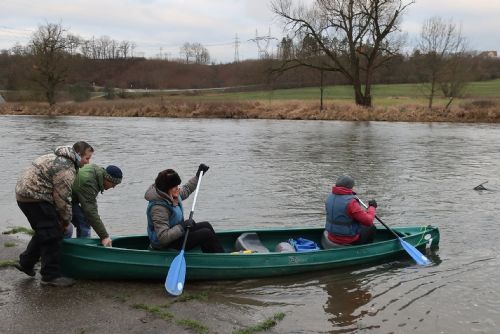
[478,50,497,58]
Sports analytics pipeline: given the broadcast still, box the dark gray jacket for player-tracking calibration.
[144,176,198,247]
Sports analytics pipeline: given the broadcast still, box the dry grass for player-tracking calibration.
[1,97,500,123]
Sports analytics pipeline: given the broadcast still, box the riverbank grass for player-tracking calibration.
[175,319,209,334]
[233,312,286,334]
[2,226,35,236]
[132,303,174,320]
[0,260,16,268]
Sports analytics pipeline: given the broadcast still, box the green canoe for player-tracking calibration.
[61,226,439,280]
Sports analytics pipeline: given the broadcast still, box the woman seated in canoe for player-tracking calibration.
[145,164,225,253]
[323,175,378,247]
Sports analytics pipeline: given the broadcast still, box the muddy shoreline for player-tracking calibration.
[1,98,500,123]
[0,234,285,334]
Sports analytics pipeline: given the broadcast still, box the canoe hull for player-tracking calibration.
[61,226,439,281]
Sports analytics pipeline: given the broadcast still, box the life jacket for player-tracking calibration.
[325,193,360,237]
[146,197,184,248]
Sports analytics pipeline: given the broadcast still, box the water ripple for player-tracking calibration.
[2,116,500,333]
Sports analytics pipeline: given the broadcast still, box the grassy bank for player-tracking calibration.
[180,79,500,103]
[1,80,500,122]
[2,98,500,122]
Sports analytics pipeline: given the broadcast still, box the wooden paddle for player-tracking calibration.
[355,196,431,266]
[165,171,204,296]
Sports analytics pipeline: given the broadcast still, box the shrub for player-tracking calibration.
[462,99,498,110]
[104,86,116,100]
[68,83,92,102]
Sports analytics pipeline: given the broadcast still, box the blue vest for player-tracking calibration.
[325,193,360,237]
[146,197,184,248]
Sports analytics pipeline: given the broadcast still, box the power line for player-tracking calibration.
[234,33,240,62]
[249,28,277,59]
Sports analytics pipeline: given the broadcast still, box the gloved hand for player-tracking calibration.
[196,163,209,177]
[368,199,378,208]
[182,218,196,230]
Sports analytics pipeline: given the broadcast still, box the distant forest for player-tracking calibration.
[2,52,500,92]
[4,1,500,109]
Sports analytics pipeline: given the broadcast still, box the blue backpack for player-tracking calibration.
[288,238,320,252]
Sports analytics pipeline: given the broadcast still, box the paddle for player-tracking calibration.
[165,171,205,296]
[355,196,431,266]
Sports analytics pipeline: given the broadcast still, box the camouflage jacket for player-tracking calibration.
[16,146,79,226]
[72,164,109,239]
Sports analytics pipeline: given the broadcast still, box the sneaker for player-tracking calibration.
[41,276,76,287]
[14,262,36,277]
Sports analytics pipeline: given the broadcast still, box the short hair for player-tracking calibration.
[155,169,181,192]
[73,141,94,155]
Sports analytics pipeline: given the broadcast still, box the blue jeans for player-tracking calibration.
[64,204,91,238]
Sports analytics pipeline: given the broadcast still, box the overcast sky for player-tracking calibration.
[1,0,499,63]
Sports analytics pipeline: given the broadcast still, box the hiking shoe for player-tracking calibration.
[41,276,76,287]
[14,262,36,277]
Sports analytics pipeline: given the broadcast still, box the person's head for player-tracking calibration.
[73,141,94,166]
[155,169,181,198]
[103,165,123,190]
[335,175,355,189]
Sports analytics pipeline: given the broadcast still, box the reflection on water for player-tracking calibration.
[322,271,374,332]
[1,116,500,333]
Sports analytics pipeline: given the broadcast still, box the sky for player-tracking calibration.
[1,0,499,63]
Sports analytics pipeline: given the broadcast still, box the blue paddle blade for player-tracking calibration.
[165,250,186,296]
[399,238,431,266]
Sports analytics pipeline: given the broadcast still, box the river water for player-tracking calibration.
[1,115,499,333]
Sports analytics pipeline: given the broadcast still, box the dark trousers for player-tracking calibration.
[169,221,225,253]
[352,225,377,245]
[17,201,63,280]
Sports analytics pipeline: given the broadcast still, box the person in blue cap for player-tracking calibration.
[66,164,123,247]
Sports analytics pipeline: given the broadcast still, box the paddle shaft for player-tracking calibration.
[354,195,431,266]
[180,171,204,250]
[355,196,400,239]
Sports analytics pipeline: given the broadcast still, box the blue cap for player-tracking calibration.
[104,165,123,184]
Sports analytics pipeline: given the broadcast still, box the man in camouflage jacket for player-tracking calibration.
[15,145,89,287]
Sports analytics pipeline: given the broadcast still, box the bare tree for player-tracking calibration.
[277,36,294,60]
[79,39,91,58]
[416,17,467,109]
[10,43,29,56]
[119,41,131,58]
[180,42,211,64]
[191,43,210,64]
[65,34,81,55]
[180,42,194,63]
[439,52,471,110]
[272,0,413,107]
[29,22,69,105]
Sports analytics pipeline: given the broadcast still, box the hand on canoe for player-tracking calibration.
[101,237,112,247]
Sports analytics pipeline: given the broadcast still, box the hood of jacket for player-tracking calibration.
[144,184,174,204]
[332,186,355,195]
[54,146,79,167]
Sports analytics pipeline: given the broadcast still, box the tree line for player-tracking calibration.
[1,1,500,108]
